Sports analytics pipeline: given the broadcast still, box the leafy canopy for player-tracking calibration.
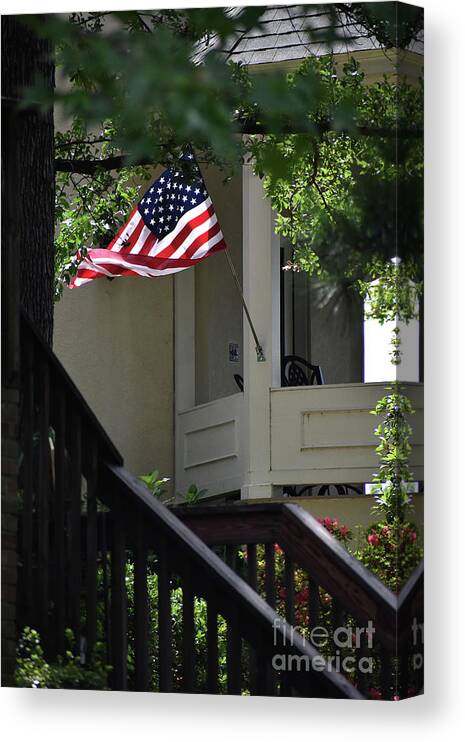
[31,8,422,299]
[250,56,423,291]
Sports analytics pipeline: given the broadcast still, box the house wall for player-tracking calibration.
[246,495,424,538]
[53,276,174,481]
[195,166,243,405]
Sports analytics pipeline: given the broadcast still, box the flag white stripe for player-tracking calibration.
[148,197,211,256]
[129,225,152,255]
[110,210,143,252]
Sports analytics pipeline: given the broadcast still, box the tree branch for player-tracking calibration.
[55,154,154,173]
[55,123,422,174]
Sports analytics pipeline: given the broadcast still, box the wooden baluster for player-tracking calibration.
[280,553,295,696]
[85,440,98,662]
[206,600,219,694]
[331,597,345,652]
[158,538,172,692]
[226,607,241,695]
[182,565,195,693]
[255,643,276,697]
[397,640,409,700]
[110,513,127,690]
[379,643,392,700]
[21,335,34,626]
[37,357,50,640]
[264,543,276,609]
[284,554,295,625]
[308,577,320,631]
[246,544,258,693]
[68,404,82,650]
[53,385,66,654]
[100,511,111,664]
[225,544,237,572]
[355,622,370,697]
[246,544,257,591]
[134,522,150,692]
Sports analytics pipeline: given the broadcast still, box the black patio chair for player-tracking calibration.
[281,355,324,387]
[233,374,244,392]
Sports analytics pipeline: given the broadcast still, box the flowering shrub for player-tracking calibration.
[354,521,423,593]
[317,516,352,543]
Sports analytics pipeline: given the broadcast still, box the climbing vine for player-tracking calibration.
[365,259,421,523]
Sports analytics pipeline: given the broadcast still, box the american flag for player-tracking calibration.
[69,150,227,288]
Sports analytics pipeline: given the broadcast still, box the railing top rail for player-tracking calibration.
[174,500,424,649]
[282,504,398,610]
[103,463,363,699]
[21,308,123,466]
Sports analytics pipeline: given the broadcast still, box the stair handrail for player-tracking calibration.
[175,501,424,652]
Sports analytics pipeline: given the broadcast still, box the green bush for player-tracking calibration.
[15,627,111,689]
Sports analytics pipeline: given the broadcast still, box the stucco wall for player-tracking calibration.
[247,495,424,538]
[53,276,174,481]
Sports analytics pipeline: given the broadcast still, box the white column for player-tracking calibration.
[364,283,420,383]
[241,164,281,500]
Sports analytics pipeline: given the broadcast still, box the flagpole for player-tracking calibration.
[224,247,266,362]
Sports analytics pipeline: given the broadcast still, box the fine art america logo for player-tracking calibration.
[272,617,376,674]
[272,617,424,676]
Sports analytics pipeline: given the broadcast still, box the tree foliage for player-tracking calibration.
[250,56,423,291]
[15,7,422,299]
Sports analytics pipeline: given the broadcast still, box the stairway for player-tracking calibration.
[16,310,422,698]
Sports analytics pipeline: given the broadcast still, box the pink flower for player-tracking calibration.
[367,533,380,546]
[408,531,417,542]
[370,688,383,700]
[339,525,350,538]
[393,695,400,701]
[323,517,333,529]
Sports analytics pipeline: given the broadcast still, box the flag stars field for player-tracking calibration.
[69,148,227,287]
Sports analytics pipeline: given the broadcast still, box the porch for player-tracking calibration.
[174,165,424,501]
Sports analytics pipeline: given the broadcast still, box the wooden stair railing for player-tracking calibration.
[174,504,424,700]
[17,309,362,698]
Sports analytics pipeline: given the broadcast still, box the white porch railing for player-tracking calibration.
[175,392,245,498]
[175,382,423,498]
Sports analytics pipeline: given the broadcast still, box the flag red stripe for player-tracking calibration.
[82,243,224,271]
[138,232,157,256]
[153,202,214,259]
[70,238,227,287]
[183,222,222,259]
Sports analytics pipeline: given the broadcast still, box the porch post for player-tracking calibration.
[240,164,281,500]
[174,269,195,492]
